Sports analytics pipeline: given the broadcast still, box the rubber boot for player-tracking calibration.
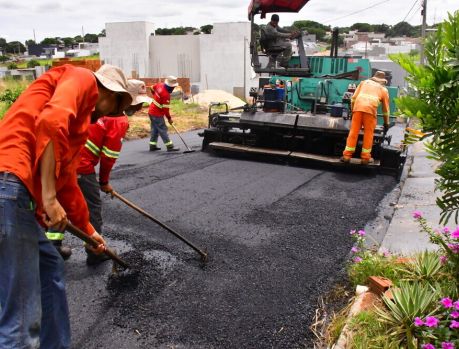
[340,156,351,163]
[85,247,110,266]
[150,145,161,151]
[360,158,374,165]
[266,57,276,69]
[167,145,180,152]
[52,241,72,261]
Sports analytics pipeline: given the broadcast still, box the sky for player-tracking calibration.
[1,0,458,43]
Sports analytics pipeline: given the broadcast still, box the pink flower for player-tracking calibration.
[451,311,459,319]
[441,297,454,309]
[353,257,363,263]
[351,246,359,253]
[442,343,455,349]
[447,243,459,254]
[443,227,451,235]
[425,316,440,328]
[413,210,423,219]
[414,317,424,326]
[440,255,448,264]
[452,227,459,239]
[450,320,459,329]
[422,344,436,349]
[455,301,459,310]
[349,230,356,235]
[357,230,366,236]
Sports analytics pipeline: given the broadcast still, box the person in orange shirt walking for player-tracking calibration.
[0,64,132,349]
[341,71,390,165]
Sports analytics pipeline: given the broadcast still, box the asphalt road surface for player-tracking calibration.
[65,131,396,349]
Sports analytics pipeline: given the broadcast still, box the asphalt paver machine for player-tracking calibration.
[201,0,407,178]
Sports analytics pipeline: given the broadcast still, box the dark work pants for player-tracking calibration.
[77,173,103,235]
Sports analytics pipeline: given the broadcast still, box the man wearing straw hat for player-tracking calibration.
[0,63,132,348]
[148,76,180,152]
[341,71,390,165]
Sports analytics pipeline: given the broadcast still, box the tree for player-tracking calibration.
[0,55,8,63]
[392,11,459,223]
[62,37,75,47]
[350,23,373,32]
[40,37,59,45]
[25,39,36,47]
[372,24,390,34]
[388,21,416,37]
[155,27,191,35]
[0,37,6,51]
[84,33,99,43]
[74,35,84,43]
[27,59,40,68]
[292,20,330,41]
[7,63,17,69]
[98,29,106,37]
[200,25,213,34]
[5,41,26,54]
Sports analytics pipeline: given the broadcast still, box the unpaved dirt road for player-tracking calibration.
[65,131,396,349]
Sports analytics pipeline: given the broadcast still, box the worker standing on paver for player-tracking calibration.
[264,14,300,68]
[0,64,131,348]
[148,76,180,152]
[47,80,152,264]
[341,71,390,165]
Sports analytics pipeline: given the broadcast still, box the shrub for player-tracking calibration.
[26,59,40,68]
[7,63,17,70]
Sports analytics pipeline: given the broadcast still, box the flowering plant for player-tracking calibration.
[413,211,459,282]
[414,297,459,348]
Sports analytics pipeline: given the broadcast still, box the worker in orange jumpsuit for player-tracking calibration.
[47,80,152,264]
[0,64,132,348]
[341,71,390,165]
[148,76,180,152]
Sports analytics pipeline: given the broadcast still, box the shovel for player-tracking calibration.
[170,123,196,154]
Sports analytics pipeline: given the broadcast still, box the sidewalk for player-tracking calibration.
[380,141,440,255]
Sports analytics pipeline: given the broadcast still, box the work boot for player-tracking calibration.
[150,145,161,151]
[340,156,351,164]
[266,57,276,69]
[166,146,180,152]
[360,158,374,165]
[85,248,110,266]
[52,241,72,260]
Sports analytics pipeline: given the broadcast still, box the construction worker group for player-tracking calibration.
[0,63,180,348]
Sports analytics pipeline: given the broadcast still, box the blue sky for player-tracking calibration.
[1,0,457,42]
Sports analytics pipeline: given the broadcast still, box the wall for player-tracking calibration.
[149,35,200,82]
[200,22,254,98]
[99,21,155,78]
[370,60,409,89]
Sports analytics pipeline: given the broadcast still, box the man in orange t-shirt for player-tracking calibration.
[342,71,390,165]
[0,64,132,349]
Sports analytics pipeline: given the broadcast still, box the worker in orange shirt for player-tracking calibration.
[47,80,152,264]
[341,71,390,165]
[0,64,132,349]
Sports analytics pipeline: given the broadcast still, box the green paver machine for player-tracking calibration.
[201,0,407,178]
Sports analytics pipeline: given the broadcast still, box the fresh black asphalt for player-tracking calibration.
[64,131,396,348]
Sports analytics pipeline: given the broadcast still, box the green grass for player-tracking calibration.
[0,78,29,119]
[348,254,405,287]
[348,310,397,349]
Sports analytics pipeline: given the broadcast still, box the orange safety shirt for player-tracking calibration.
[148,83,171,119]
[351,79,390,118]
[0,64,99,235]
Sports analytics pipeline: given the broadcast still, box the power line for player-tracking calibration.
[406,3,422,23]
[402,0,420,23]
[322,0,393,24]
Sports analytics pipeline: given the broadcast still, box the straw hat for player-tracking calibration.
[165,75,179,88]
[94,64,132,112]
[370,71,387,85]
[127,79,153,105]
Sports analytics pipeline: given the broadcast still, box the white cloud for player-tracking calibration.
[0,0,457,42]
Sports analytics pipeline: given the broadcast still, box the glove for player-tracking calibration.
[383,123,390,133]
[100,183,113,194]
[167,118,174,125]
[85,231,106,255]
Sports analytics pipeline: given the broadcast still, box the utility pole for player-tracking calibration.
[420,0,427,65]
[33,29,36,43]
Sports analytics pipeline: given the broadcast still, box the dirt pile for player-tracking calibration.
[188,90,245,109]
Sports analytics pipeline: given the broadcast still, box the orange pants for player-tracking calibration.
[343,111,377,160]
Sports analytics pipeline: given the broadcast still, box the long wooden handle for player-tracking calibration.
[171,124,193,151]
[66,222,130,269]
[111,191,208,262]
